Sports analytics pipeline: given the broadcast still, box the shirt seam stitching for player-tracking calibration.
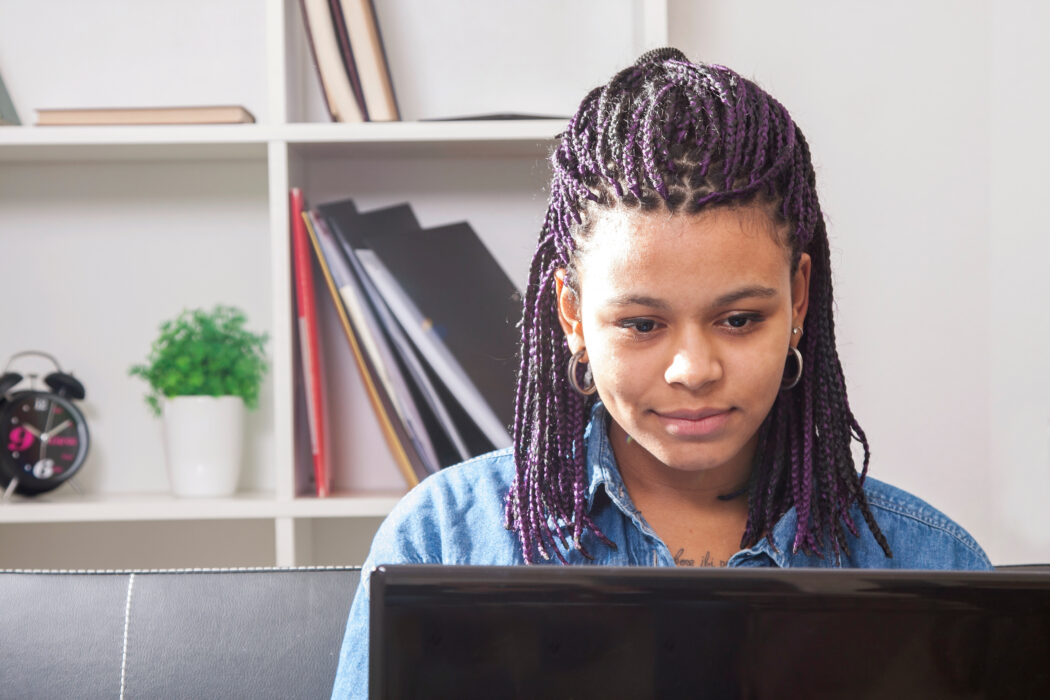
[865,498,987,562]
[451,446,513,470]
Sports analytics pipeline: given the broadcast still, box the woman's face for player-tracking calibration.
[557,205,811,482]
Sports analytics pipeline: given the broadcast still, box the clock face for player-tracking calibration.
[0,390,89,494]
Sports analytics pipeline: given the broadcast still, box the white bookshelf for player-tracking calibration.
[0,0,668,568]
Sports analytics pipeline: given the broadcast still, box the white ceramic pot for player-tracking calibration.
[161,395,245,497]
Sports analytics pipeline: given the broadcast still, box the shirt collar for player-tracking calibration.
[582,401,620,511]
[581,401,811,568]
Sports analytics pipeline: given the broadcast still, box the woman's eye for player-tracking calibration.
[621,318,658,333]
[723,314,762,331]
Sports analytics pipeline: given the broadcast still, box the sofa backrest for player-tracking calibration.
[0,566,361,699]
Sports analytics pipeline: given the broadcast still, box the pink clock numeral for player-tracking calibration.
[7,426,35,452]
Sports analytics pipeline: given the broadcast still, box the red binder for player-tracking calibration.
[291,188,331,497]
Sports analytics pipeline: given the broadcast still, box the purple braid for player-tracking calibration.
[506,47,891,563]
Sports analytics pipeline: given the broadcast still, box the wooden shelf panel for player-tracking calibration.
[283,120,563,158]
[286,492,405,518]
[0,125,270,162]
[0,492,280,523]
[281,119,567,143]
[0,124,272,145]
[0,121,564,162]
[0,490,404,523]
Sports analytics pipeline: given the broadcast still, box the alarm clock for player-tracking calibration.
[0,350,89,496]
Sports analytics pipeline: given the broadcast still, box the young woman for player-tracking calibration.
[331,48,991,697]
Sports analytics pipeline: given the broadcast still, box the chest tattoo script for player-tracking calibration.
[673,548,728,568]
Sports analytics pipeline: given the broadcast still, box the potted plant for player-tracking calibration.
[129,305,269,497]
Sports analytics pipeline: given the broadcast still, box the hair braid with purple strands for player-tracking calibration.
[506,48,891,564]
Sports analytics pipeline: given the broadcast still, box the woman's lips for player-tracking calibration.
[654,408,733,437]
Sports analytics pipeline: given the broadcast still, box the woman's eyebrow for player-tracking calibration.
[714,285,778,306]
[607,294,670,310]
[607,286,778,310]
[609,285,781,310]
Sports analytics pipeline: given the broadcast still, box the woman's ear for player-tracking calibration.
[791,253,812,343]
[554,268,586,354]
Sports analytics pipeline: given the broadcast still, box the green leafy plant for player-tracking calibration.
[129,305,270,417]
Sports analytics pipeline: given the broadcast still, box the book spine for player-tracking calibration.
[297,0,337,121]
[367,0,401,120]
[302,211,420,487]
[291,188,330,497]
[341,0,400,121]
[327,0,369,120]
[300,0,363,122]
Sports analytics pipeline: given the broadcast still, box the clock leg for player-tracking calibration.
[2,477,18,501]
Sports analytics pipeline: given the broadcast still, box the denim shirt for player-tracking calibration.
[331,402,991,699]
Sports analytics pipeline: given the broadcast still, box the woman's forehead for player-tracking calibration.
[588,203,780,239]
[577,206,793,300]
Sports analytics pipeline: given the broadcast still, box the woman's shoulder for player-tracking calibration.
[855,476,992,570]
[407,446,517,506]
[366,447,522,567]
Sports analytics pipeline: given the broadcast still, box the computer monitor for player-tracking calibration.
[370,564,1050,699]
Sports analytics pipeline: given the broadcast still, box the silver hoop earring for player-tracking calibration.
[567,349,597,396]
[781,346,803,390]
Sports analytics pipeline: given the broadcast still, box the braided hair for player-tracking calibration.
[505,48,891,564]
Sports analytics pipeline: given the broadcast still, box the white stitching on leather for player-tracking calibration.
[119,572,135,700]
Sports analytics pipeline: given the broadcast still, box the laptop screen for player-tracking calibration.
[370,564,1050,699]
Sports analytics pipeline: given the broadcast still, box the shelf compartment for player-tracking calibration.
[0,519,277,569]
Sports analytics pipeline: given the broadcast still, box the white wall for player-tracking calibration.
[987,1,1050,563]
[670,0,1050,564]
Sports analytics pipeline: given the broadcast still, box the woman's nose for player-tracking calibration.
[664,330,723,390]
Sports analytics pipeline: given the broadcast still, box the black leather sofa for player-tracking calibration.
[0,567,360,699]
[4,564,1047,698]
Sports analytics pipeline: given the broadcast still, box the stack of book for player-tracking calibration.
[290,190,520,494]
[299,0,399,122]
[34,105,255,126]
